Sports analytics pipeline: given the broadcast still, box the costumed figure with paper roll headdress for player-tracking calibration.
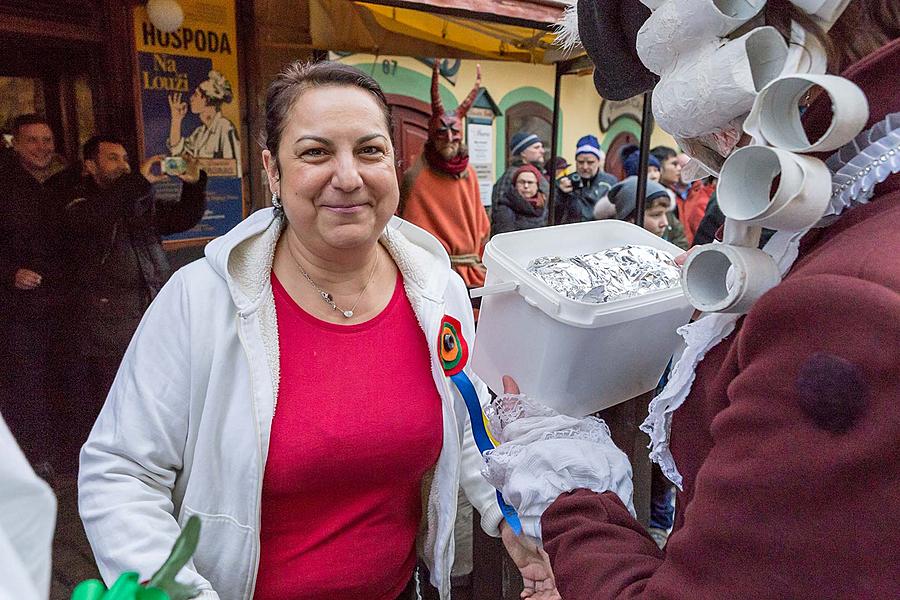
[478,1,900,598]
[399,61,491,288]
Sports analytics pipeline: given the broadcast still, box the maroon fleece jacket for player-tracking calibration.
[541,38,900,599]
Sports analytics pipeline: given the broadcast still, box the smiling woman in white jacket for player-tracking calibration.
[78,62,515,600]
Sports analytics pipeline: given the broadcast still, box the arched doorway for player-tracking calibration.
[504,100,551,168]
[604,130,639,181]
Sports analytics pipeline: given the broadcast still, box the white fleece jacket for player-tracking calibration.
[78,208,503,599]
[0,415,56,600]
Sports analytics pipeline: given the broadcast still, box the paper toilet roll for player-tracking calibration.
[717,145,833,231]
[682,242,781,313]
[744,74,869,153]
[637,0,766,75]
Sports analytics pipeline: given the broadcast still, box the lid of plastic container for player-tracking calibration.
[481,221,691,329]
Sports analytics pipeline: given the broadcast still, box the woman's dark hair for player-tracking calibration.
[261,60,394,169]
[198,88,231,111]
[766,0,900,73]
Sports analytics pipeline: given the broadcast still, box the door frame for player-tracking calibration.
[504,100,552,167]
[385,92,431,177]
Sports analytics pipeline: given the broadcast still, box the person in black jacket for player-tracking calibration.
[490,163,548,236]
[553,135,617,224]
[492,131,550,208]
[0,114,70,470]
[57,135,207,470]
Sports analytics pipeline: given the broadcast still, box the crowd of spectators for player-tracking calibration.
[0,114,207,477]
[489,129,712,254]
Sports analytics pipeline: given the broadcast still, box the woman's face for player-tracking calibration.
[263,85,398,254]
[515,172,539,199]
[190,88,208,113]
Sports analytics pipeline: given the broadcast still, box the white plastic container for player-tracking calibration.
[471,220,694,417]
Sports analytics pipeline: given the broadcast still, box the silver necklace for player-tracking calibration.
[292,248,380,319]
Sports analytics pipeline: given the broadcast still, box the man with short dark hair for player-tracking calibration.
[0,114,70,469]
[492,130,550,210]
[56,135,207,470]
[650,145,682,192]
[649,145,689,249]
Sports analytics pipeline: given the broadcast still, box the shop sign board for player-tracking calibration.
[133,0,244,242]
[467,122,494,205]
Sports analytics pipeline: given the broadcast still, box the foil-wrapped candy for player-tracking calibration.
[527,245,681,303]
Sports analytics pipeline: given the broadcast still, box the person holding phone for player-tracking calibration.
[52,135,207,473]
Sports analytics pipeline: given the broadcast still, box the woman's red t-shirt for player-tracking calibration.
[254,272,444,600]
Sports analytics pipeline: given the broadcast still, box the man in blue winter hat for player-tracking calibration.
[553,134,618,224]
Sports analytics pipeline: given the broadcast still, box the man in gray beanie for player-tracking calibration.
[491,131,549,210]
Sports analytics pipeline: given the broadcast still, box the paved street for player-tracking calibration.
[49,475,100,599]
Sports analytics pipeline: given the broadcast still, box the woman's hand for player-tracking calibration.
[674,246,698,266]
[501,521,561,599]
[168,93,187,122]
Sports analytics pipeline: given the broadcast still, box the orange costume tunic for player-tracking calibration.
[399,157,491,287]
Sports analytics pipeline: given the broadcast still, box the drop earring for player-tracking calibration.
[271,192,282,210]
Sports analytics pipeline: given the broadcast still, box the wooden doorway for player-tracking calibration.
[505,100,552,168]
[604,130,639,181]
[386,93,430,181]
[0,34,101,165]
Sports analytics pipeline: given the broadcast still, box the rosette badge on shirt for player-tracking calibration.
[439,315,468,377]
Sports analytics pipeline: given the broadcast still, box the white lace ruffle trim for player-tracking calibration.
[481,392,636,538]
[828,112,900,213]
[641,113,900,489]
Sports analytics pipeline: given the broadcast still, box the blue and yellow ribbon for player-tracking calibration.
[440,316,522,536]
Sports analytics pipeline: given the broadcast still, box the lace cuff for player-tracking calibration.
[482,394,634,541]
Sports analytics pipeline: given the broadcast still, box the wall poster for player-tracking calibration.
[133,0,243,242]
[467,122,494,206]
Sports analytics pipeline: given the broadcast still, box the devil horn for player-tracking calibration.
[455,64,481,119]
[431,60,445,119]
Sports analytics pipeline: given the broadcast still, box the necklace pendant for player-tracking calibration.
[342,310,354,318]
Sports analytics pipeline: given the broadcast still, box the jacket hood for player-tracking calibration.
[203,207,453,314]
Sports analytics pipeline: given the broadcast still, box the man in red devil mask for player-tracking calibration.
[399,62,491,288]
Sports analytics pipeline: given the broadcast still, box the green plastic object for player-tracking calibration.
[71,579,108,600]
[148,516,202,600]
[70,516,202,600]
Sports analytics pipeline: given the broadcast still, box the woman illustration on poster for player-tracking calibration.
[167,69,241,171]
